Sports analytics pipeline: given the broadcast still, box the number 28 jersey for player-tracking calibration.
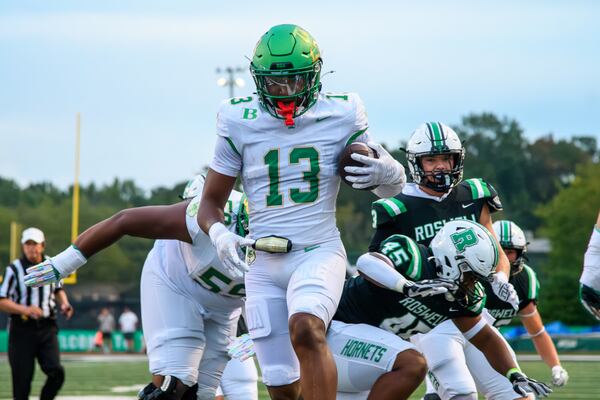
[210,93,369,248]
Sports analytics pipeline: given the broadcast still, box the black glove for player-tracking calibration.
[403,279,456,298]
[509,371,552,397]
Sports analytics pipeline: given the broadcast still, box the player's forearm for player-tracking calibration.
[532,332,561,369]
[54,289,69,306]
[76,204,189,256]
[0,298,28,315]
[197,169,236,234]
[469,325,518,375]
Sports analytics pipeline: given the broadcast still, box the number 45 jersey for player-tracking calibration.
[334,234,486,339]
[210,93,369,249]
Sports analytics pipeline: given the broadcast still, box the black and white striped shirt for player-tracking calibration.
[0,256,62,319]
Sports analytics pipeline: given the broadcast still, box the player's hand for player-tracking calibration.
[402,279,456,298]
[24,260,62,287]
[509,371,552,397]
[26,305,43,319]
[490,272,519,310]
[551,365,568,386]
[209,222,255,274]
[344,142,406,190]
[61,303,74,320]
[227,334,255,361]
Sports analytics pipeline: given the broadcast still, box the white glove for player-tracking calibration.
[490,272,519,310]
[227,334,255,361]
[402,279,456,298]
[551,365,568,386]
[209,222,255,275]
[25,245,87,287]
[344,142,406,190]
[509,371,552,397]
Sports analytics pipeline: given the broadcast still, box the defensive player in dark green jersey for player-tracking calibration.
[359,122,523,399]
[486,221,569,387]
[332,220,551,400]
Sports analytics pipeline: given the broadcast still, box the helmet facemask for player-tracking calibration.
[251,61,322,126]
[408,150,465,193]
[433,254,487,308]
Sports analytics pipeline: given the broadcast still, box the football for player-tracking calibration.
[338,142,379,190]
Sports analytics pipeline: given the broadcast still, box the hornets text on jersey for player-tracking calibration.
[335,234,486,339]
[369,179,502,250]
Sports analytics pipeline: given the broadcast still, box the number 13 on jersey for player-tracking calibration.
[264,146,320,206]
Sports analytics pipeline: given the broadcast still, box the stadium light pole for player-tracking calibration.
[216,66,246,98]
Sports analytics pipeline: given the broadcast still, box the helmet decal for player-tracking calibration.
[450,228,479,253]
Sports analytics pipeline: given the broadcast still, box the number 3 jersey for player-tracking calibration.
[210,93,369,248]
[334,234,486,339]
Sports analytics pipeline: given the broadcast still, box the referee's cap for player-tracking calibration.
[21,227,45,244]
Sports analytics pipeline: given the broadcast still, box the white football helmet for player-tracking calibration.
[431,220,498,306]
[181,174,206,200]
[406,122,465,193]
[493,220,528,275]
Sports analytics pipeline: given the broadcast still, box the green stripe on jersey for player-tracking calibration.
[405,237,422,280]
[523,265,539,299]
[374,198,407,217]
[346,128,368,146]
[465,178,491,199]
[224,137,241,157]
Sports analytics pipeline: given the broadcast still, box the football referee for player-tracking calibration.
[0,227,74,400]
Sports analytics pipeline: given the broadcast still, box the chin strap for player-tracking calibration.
[276,101,296,126]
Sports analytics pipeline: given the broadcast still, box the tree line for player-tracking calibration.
[1,112,598,324]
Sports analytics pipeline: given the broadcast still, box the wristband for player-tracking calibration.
[52,245,87,276]
[505,367,522,380]
[495,271,508,283]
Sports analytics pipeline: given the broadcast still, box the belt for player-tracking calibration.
[10,315,56,328]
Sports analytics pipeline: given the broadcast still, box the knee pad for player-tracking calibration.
[262,364,300,387]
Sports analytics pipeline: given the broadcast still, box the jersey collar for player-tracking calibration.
[402,183,452,202]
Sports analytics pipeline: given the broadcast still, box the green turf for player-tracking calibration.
[0,358,595,399]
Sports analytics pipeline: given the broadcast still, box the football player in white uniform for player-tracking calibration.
[580,211,600,320]
[198,24,406,400]
[24,176,256,400]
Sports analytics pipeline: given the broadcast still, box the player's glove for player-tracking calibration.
[402,279,456,298]
[24,245,87,287]
[490,272,519,310]
[209,222,255,275]
[508,371,552,397]
[344,142,406,190]
[551,365,569,386]
[227,333,255,361]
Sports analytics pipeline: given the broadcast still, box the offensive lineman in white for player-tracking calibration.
[198,24,406,400]
[580,210,600,320]
[24,176,257,400]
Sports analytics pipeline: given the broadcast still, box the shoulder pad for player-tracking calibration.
[217,96,262,128]
[521,265,540,300]
[460,178,503,211]
[379,234,424,280]
[372,197,408,226]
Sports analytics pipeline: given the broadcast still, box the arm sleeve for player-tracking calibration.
[345,93,370,145]
[0,266,15,299]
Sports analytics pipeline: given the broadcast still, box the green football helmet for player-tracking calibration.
[250,24,322,126]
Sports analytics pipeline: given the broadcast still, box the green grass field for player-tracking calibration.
[0,357,596,399]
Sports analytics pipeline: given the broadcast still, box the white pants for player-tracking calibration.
[244,240,347,386]
[141,241,242,398]
[414,316,519,400]
[215,357,258,400]
[327,320,415,394]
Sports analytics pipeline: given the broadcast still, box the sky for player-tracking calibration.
[1,1,599,191]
